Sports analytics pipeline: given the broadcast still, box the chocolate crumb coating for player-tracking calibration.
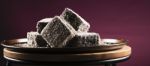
[27,32,48,47]
[60,8,90,32]
[41,16,77,48]
[36,18,53,33]
[66,32,101,47]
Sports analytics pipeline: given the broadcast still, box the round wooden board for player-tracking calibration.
[4,46,131,62]
[1,38,127,53]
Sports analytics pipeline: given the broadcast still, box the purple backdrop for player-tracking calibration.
[1,0,150,66]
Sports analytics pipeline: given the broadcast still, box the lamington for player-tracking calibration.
[27,32,48,47]
[60,8,90,32]
[66,32,101,47]
[41,16,77,48]
[36,18,53,33]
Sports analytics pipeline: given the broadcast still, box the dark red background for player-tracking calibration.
[0,0,150,66]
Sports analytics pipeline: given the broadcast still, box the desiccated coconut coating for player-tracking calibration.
[66,32,101,47]
[41,16,77,48]
[36,18,53,33]
[60,8,90,32]
[27,32,48,47]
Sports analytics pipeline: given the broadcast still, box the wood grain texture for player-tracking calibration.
[3,46,131,62]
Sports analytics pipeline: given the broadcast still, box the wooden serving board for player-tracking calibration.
[4,46,131,62]
[1,38,127,53]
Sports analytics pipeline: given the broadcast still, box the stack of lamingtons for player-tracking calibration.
[27,8,101,48]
